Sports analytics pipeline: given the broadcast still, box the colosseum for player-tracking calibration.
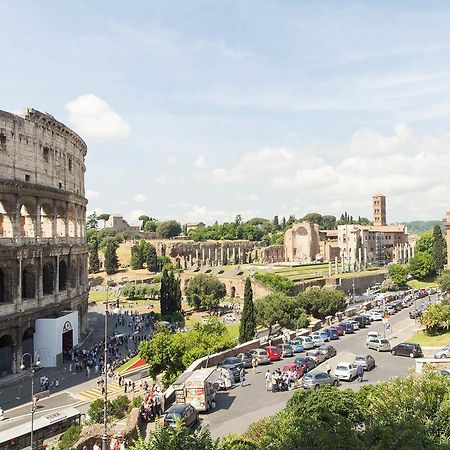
[0,108,89,377]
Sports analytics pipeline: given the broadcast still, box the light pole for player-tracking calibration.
[21,352,40,450]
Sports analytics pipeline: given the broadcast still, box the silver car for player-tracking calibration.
[434,345,450,359]
[305,349,327,365]
[301,370,339,389]
[277,344,294,358]
[367,337,391,352]
[250,348,270,364]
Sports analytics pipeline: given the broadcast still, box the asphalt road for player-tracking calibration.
[202,296,436,439]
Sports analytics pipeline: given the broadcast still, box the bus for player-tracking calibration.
[0,407,82,450]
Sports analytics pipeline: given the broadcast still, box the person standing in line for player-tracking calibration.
[265,370,272,391]
[357,364,364,382]
[239,367,246,387]
[251,357,258,374]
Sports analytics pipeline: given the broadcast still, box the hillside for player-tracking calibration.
[402,220,443,235]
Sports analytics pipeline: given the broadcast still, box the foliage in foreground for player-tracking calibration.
[254,272,294,295]
[419,299,450,334]
[56,424,82,450]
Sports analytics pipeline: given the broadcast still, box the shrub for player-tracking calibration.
[254,273,294,295]
[111,395,130,419]
[57,424,82,450]
[87,398,111,423]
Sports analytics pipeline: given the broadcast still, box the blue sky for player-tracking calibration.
[2,1,450,224]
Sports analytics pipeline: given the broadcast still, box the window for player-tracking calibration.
[25,174,30,182]
[0,133,6,149]
[43,147,49,162]
[68,157,72,172]
[58,182,62,189]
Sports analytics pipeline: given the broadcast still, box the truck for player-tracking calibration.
[173,367,218,412]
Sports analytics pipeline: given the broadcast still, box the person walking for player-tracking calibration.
[251,357,258,374]
[326,361,331,375]
[264,369,272,391]
[239,367,246,387]
[357,364,364,382]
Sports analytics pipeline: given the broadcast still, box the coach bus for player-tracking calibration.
[0,407,82,450]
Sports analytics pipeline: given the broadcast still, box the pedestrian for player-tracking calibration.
[69,362,72,373]
[0,406,4,421]
[93,443,101,450]
[264,369,272,391]
[251,357,258,374]
[239,367,246,387]
[357,364,364,382]
[326,361,331,375]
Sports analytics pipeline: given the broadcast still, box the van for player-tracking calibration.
[366,331,379,344]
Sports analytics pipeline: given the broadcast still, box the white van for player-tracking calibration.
[366,331,379,344]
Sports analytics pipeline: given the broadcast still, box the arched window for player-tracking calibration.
[19,204,36,238]
[59,260,67,291]
[0,201,13,238]
[43,262,54,295]
[40,204,53,238]
[22,265,36,299]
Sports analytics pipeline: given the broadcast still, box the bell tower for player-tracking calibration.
[373,194,386,226]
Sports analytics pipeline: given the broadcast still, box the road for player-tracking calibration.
[202,296,436,439]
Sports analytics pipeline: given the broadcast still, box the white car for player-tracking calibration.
[297,336,315,350]
[224,315,236,323]
[366,331,379,344]
[310,335,325,347]
[368,311,383,321]
[347,320,359,331]
[334,362,358,381]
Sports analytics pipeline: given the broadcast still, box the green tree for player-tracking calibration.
[138,215,150,230]
[104,240,119,274]
[156,220,182,238]
[88,236,100,274]
[418,300,450,334]
[86,212,98,229]
[88,398,111,423]
[130,243,145,269]
[297,288,347,320]
[160,268,171,316]
[57,424,82,450]
[433,224,447,273]
[146,244,158,272]
[185,274,226,311]
[386,264,408,288]
[409,252,435,280]
[437,270,450,293]
[239,278,256,343]
[415,230,434,255]
[97,213,110,228]
[322,215,337,230]
[144,220,158,232]
[174,277,182,312]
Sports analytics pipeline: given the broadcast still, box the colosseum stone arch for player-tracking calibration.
[0,108,89,376]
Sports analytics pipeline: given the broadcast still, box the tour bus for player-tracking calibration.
[366,284,381,296]
[0,407,82,450]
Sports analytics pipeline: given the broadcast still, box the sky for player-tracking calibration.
[2,0,450,225]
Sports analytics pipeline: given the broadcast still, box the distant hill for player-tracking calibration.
[401,220,444,235]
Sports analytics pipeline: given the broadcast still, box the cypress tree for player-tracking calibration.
[130,243,144,269]
[104,241,119,275]
[239,277,256,343]
[146,245,158,272]
[88,237,100,274]
[175,277,182,312]
[432,224,447,273]
[160,268,170,316]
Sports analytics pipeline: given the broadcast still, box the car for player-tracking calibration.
[289,339,305,353]
[294,356,317,372]
[353,354,375,371]
[313,331,330,342]
[385,305,396,315]
[163,404,199,429]
[281,362,305,378]
[301,370,339,389]
[236,352,254,368]
[332,325,345,336]
[217,357,244,382]
[434,345,450,359]
[265,345,282,361]
[391,342,423,358]
[367,337,391,352]
[334,362,358,381]
[310,334,326,347]
[409,309,423,319]
[366,331,380,343]
[435,369,450,377]
[250,348,270,365]
[296,336,315,350]
[278,343,294,358]
[305,349,327,365]
[359,312,373,323]
[367,311,383,321]
[224,314,236,323]
[354,316,370,328]
[347,320,360,331]
[318,345,337,359]
[339,322,354,334]
[324,328,340,340]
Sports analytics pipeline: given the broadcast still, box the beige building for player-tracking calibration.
[106,215,140,233]
[186,222,206,233]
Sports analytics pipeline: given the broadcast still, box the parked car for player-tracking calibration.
[434,345,450,359]
[224,314,236,323]
[332,325,345,336]
[289,339,305,353]
[339,322,354,334]
[250,348,270,365]
[353,354,375,371]
[385,305,396,315]
[334,362,358,381]
[318,345,337,359]
[294,356,317,372]
[367,311,383,321]
[305,349,327,365]
[296,336,315,350]
[323,328,340,340]
[366,331,380,343]
[265,345,282,361]
[354,316,370,328]
[436,369,450,377]
[310,334,326,347]
[367,337,391,352]
[281,362,304,378]
[163,404,199,429]
[301,370,339,389]
[347,320,360,331]
[409,309,423,319]
[313,331,330,342]
[217,357,244,382]
[391,342,423,358]
[236,352,253,368]
[359,312,373,323]
[278,343,294,358]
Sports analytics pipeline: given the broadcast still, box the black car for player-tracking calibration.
[354,316,368,328]
[163,404,198,428]
[217,357,244,382]
[391,342,423,358]
[409,309,423,319]
[294,356,317,372]
[318,345,337,359]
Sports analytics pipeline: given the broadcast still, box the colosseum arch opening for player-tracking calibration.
[22,264,36,299]
[40,203,53,238]
[59,259,67,291]
[43,261,54,295]
[19,204,36,238]
[67,205,76,238]
[0,201,13,238]
[56,205,66,237]
[22,327,34,364]
[0,334,14,376]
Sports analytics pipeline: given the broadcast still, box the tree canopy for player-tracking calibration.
[156,220,182,238]
[185,274,227,311]
[297,288,347,320]
[409,251,436,280]
[239,278,256,343]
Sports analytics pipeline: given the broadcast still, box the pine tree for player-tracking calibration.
[432,224,447,273]
[104,241,119,275]
[160,268,170,316]
[281,217,286,229]
[175,277,182,312]
[239,278,256,343]
[130,243,144,269]
[88,238,100,274]
[146,245,158,272]
[273,215,279,230]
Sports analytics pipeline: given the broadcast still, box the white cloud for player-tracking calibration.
[166,155,178,165]
[184,206,259,224]
[125,209,146,225]
[238,193,259,202]
[194,156,207,169]
[133,193,147,203]
[65,94,131,139]
[86,190,99,201]
[155,175,168,185]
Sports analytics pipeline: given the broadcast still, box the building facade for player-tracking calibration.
[106,215,140,233]
[0,108,89,376]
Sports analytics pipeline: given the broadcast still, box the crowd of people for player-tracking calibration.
[139,382,166,422]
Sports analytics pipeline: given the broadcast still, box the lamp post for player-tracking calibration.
[21,352,40,450]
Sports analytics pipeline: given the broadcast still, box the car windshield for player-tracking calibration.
[166,412,182,421]
[336,365,348,371]
[303,373,313,380]
[380,339,389,344]
[355,356,366,361]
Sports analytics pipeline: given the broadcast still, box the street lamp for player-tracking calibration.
[21,352,40,450]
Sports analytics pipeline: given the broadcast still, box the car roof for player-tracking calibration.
[355,354,369,358]
[167,404,188,413]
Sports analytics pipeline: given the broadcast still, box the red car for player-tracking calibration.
[266,345,281,361]
[330,326,344,336]
[281,362,304,378]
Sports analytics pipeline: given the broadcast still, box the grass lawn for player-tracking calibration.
[226,322,240,341]
[116,355,140,374]
[409,330,450,347]
[407,277,439,289]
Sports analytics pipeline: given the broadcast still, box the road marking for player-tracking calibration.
[74,381,123,401]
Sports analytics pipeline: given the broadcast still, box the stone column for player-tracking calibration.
[334,256,338,275]
[52,201,58,241]
[37,252,43,299]
[13,196,21,239]
[328,261,332,276]
[358,247,362,271]
[35,198,42,238]
[17,255,23,303]
[55,255,60,293]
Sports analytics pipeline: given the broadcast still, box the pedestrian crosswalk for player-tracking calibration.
[74,380,123,402]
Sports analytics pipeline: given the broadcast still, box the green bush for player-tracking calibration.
[88,398,111,423]
[254,273,294,295]
[129,395,143,412]
[57,424,82,450]
[111,395,130,419]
